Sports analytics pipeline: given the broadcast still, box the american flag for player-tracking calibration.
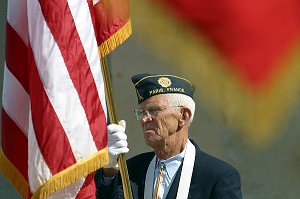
[0,0,131,198]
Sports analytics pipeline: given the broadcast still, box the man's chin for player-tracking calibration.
[144,137,155,147]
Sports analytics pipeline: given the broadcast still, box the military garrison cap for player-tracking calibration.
[131,73,195,104]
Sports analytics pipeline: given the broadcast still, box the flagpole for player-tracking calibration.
[101,57,133,199]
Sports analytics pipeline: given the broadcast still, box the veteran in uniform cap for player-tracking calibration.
[95,73,242,199]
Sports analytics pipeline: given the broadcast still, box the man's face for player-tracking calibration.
[139,95,180,147]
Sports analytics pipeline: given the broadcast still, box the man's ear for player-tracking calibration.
[178,107,192,128]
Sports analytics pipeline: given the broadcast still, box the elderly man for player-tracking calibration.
[95,73,242,199]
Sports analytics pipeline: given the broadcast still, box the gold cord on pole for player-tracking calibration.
[101,57,133,199]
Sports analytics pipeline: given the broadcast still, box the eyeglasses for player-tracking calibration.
[133,105,183,120]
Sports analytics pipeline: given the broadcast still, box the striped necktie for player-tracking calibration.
[154,162,166,199]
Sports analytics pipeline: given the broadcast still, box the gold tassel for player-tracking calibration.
[0,149,28,198]
[31,147,108,199]
[98,20,132,58]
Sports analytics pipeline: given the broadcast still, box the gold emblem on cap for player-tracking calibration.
[158,77,172,88]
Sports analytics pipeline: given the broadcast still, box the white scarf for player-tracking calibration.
[144,140,196,199]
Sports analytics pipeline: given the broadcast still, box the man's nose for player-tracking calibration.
[140,111,152,122]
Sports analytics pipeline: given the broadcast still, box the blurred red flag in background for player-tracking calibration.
[133,0,300,146]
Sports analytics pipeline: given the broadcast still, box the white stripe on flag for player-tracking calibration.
[26,0,100,194]
[27,0,98,162]
[28,108,51,192]
[8,0,28,45]
[93,0,100,5]
[2,64,29,137]
[67,0,107,118]
[28,110,85,197]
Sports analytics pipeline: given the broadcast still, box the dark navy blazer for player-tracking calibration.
[95,140,242,199]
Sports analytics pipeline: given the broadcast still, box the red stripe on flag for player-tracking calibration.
[75,174,96,199]
[28,46,77,175]
[5,22,29,93]
[87,0,97,40]
[39,0,107,150]
[1,108,28,181]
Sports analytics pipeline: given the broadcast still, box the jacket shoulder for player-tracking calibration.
[192,140,240,180]
[190,140,242,198]
[126,151,155,181]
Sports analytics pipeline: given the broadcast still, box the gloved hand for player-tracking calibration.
[104,120,129,170]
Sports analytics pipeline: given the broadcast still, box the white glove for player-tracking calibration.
[104,120,129,170]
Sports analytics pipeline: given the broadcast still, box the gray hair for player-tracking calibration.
[162,93,195,126]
